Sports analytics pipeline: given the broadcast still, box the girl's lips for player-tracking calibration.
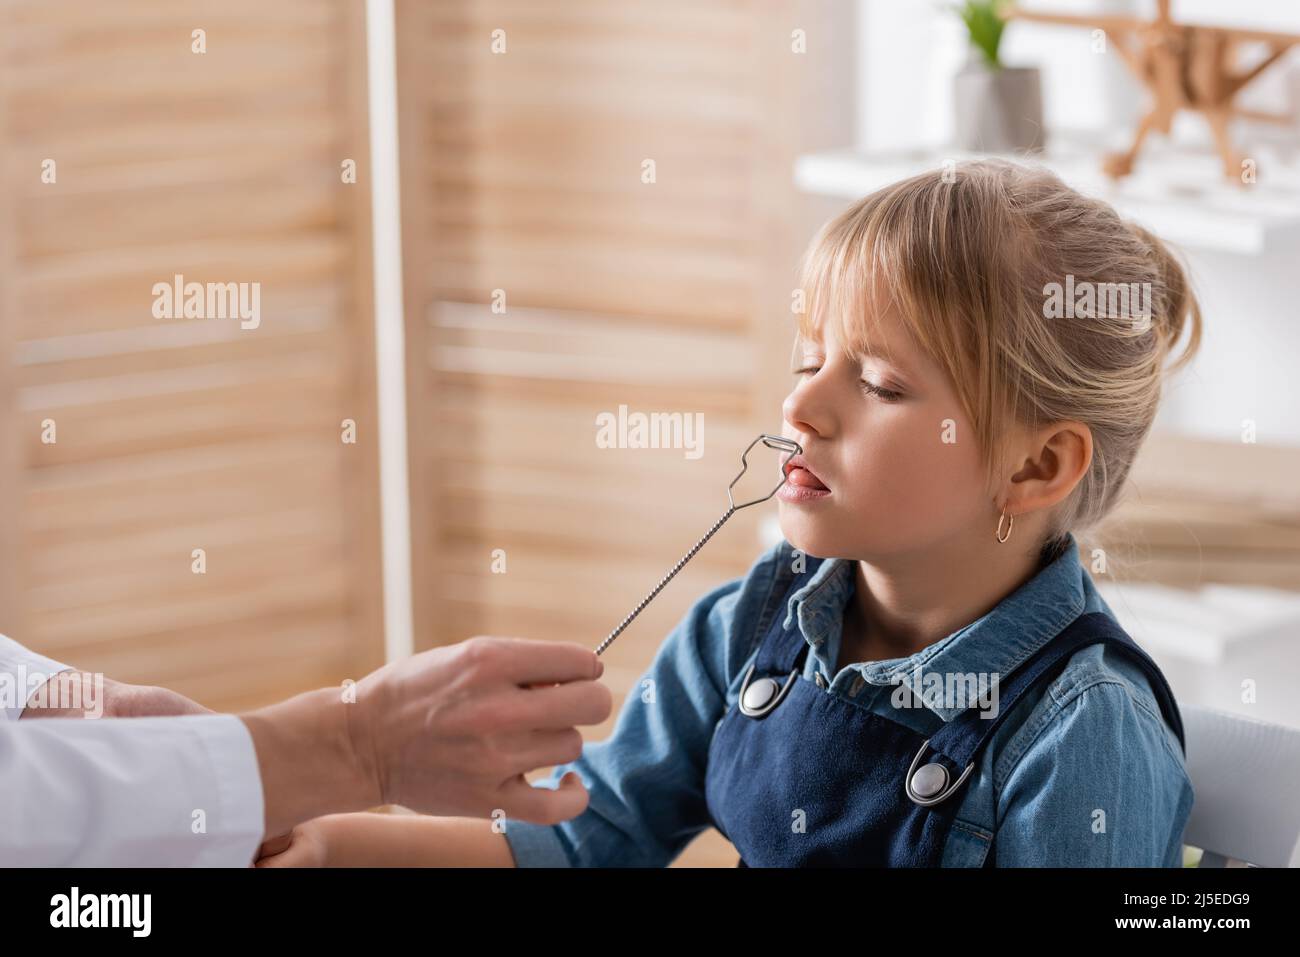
[778,459,831,503]
[783,454,830,490]
[777,478,831,503]
[785,466,829,490]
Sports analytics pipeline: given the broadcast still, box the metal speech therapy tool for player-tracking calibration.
[595,433,803,656]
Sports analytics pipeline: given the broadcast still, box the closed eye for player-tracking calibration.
[793,366,902,403]
[860,379,903,402]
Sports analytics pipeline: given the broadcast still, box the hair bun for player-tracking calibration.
[1124,220,1203,375]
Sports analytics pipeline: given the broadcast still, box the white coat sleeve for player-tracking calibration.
[0,632,73,721]
[0,713,266,866]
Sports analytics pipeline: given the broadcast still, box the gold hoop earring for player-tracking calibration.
[996,510,1014,544]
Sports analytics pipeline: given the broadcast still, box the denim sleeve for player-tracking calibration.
[992,679,1194,867]
[503,546,783,867]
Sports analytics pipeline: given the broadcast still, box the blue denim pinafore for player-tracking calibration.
[703,553,1186,867]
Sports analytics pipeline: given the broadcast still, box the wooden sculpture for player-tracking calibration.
[1006,0,1300,180]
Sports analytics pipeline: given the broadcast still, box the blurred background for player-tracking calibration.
[1,0,1298,866]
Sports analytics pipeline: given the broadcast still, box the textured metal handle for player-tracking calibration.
[595,506,734,656]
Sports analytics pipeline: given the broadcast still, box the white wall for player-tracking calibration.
[855,0,1300,446]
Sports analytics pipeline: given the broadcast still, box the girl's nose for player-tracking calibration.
[783,380,827,441]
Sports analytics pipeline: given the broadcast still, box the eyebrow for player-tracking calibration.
[796,339,916,377]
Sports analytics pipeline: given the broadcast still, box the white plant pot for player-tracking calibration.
[953,63,1045,153]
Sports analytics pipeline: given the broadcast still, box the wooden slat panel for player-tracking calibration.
[0,0,384,710]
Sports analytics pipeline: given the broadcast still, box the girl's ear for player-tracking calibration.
[1005,421,1093,514]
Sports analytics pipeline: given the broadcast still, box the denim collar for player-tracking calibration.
[780,533,1085,721]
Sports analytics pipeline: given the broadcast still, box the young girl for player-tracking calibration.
[262,159,1200,867]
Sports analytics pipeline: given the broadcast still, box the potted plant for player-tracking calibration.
[950,0,1045,153]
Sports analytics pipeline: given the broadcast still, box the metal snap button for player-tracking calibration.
[904,738,976,807]
[738,663,801,718]
[742,676,779,712]
[910,762,949,799]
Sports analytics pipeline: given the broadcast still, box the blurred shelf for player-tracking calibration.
[1096,578,1300,666]
[1095,576,1300,731]
[794,139,1300,255]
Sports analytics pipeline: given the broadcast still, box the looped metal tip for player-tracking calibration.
[728,434,803,511]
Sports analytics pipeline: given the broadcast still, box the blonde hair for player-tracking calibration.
[797,159,1202,548]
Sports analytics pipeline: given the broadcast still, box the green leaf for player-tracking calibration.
[950,0,1006,69]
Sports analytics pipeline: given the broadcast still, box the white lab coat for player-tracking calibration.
[0,634,264,866]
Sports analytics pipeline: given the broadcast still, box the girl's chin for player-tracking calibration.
[776,516,835,557]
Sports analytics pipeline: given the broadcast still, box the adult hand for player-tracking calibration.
[349,636,609,822]
[241,636,611,840]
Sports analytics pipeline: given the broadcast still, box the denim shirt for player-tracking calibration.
[504,532,1194,867]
